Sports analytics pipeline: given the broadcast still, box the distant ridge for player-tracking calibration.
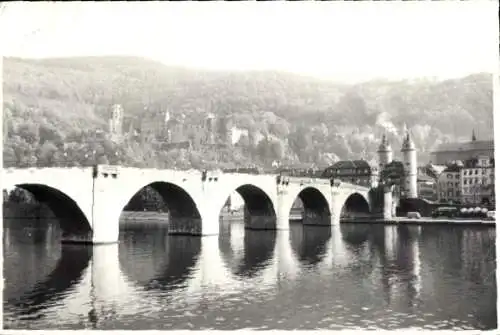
[2,55,493,168]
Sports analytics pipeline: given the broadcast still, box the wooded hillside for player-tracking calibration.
[3,56,494,169]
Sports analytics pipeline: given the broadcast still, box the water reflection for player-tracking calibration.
[417,226,497,329]
[3,226,61,302]
[340,223,370,246]
[289,223,331,268]
[119,227,201,292]
[224,223,276,279]
[3,220,497,330]
[5,242,92,320]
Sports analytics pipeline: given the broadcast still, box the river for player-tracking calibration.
[3,218,497,330]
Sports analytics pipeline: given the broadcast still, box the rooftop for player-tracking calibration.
[432,139,494,154]
[417,173,435,182]
[377,134,392,152]
[327,160,373,171]
[462,157,495,168]
[401,132,416,151]
[442,164,462,173]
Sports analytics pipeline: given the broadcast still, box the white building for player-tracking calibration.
[460,156,495,205]
[437,163,462,204]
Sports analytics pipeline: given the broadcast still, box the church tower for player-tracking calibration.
[205,113,216,145]
[108,104,124,137]
[401,127,418,198]
[471,129,477,141]
[377,133,393,173]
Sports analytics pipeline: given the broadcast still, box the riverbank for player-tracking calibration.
[341,217,495,227]
[5,207,494,227]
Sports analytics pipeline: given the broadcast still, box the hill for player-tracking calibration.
[2,56,494,169]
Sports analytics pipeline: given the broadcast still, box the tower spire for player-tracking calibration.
[472,129,477,141]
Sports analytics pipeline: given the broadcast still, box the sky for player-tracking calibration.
[0,1,498,83]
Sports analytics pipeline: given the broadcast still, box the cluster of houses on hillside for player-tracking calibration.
[107,103,236,150]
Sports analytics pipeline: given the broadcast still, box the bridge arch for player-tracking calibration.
[340,192,371,219]
[121,181,202,235]
[289,186,331,226]
[10,183,92,239]
[219,183,277,230]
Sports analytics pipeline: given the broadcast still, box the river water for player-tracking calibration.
[3,218,497,330]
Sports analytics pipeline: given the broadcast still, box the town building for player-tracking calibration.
[431,130,494,165]
[167,115,187,144]
[437,163,462,204]
[422,163,447,181]
[108,104,124,139]
[460,156,495,205]
[322,160,379,188]
[379,160,404,193]
[417,173,438,202]
[204,113,216,145]
[140,107,169,143]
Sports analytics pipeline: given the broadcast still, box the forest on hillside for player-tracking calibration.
[2,56,494,170]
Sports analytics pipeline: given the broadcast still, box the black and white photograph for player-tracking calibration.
[1,1,498,331]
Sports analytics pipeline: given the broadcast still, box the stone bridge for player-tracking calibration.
[2,165,372,244]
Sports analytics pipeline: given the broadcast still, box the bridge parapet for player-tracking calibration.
[330,179,370,192]
[4,165,375,244]
[286,177,331,185]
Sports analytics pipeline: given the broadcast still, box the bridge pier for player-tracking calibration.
[276,195,291,230]
[61,195,122,245]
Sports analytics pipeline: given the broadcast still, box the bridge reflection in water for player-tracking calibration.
[3,217,497,330]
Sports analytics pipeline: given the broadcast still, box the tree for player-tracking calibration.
[288,126,312,161]
[3,146,17,167]
[38,122,63,146]
[269,139,285,161]
[37,141,58,167]
[16,121,39,146]
[269,119,290,138]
